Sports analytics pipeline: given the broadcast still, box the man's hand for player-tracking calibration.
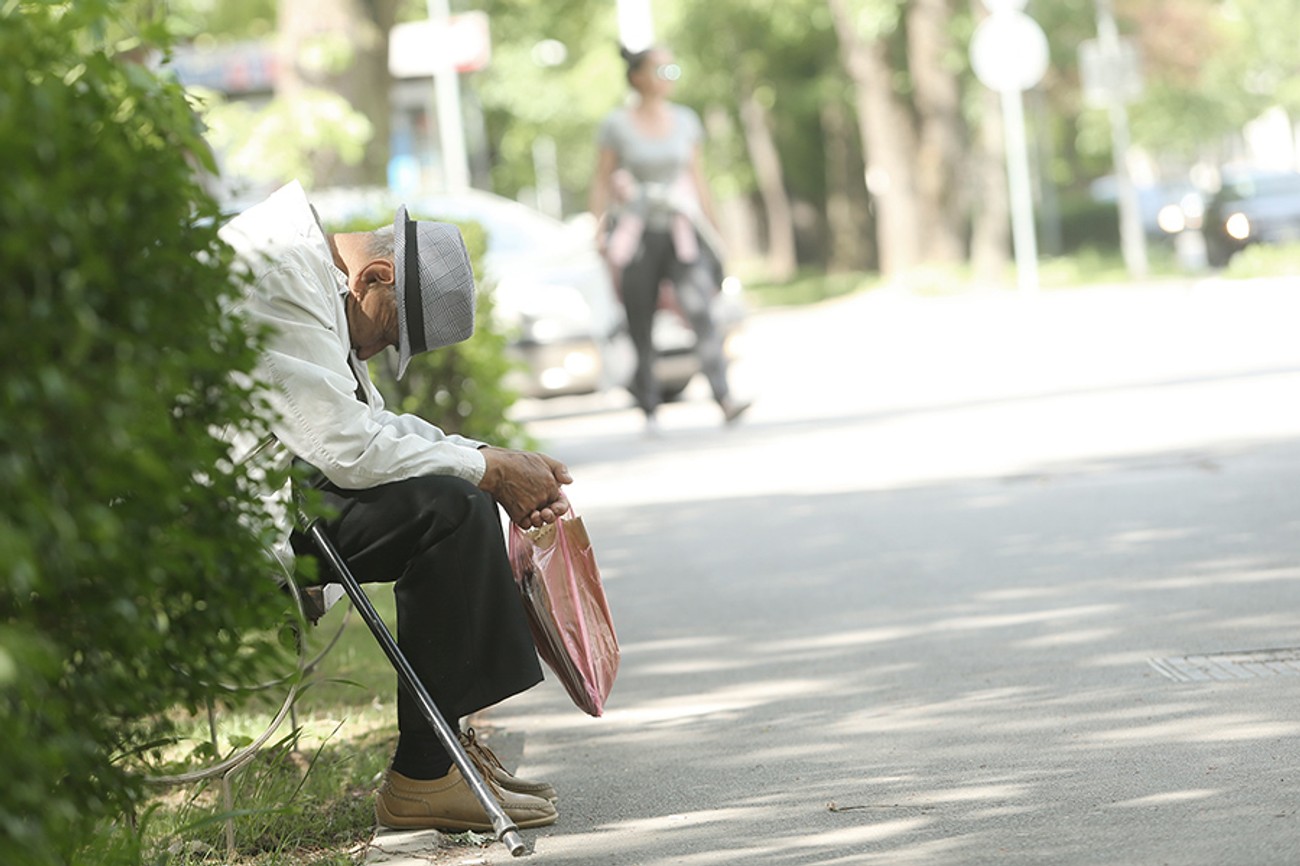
[478,447,573,528]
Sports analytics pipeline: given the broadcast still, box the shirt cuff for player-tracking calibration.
[463,444,487,485]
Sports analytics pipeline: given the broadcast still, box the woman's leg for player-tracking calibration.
[618,231,672,418]
[671,246,733,406]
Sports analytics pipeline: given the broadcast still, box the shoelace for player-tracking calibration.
[460,726,511,782]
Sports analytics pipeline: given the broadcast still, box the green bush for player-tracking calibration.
[325,213,529,448]
[1222,241,1300,279]
[1055,195,1121,254]
[0,4,289,863]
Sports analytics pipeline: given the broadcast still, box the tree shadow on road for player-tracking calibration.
[490,437,1300,865]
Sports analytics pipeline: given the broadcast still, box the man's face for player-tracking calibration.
[346,261,400,361]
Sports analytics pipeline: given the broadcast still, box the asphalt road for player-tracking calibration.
[384,278,1300,865]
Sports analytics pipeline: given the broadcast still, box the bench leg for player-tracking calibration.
[305,521,527,857]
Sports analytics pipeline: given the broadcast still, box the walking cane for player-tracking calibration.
[302,517,527,857]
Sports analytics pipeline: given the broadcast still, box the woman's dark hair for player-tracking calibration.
[619,44,654,84]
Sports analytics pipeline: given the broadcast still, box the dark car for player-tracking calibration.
[1090,176,1200,242]
[1202,169,1300,266]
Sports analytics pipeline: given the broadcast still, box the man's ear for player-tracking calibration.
[354,259,396,297]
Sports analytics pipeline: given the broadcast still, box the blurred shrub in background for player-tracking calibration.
[1055,195,1122,254]
[1222,241,1300,279]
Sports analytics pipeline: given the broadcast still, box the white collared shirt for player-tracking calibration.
[220,182,486,565]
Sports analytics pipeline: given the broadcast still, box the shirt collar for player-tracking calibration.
[308,202,350,297]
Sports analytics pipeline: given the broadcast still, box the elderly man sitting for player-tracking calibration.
[220,182,566,832]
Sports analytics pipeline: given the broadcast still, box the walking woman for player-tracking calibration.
[588,44,750,433]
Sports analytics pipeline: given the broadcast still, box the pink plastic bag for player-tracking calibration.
[507,508,619,716]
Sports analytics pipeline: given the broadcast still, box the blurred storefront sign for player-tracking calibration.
[169,14,492,197]
[168,40,276,95]
[388,11,491,78]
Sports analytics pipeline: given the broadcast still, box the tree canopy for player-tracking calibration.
[170,0,1300,275]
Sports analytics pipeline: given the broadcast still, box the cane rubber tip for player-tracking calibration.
[503,829,527,856]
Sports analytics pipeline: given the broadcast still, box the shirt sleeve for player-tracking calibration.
[596,111,620,153]
[240,263,487,489]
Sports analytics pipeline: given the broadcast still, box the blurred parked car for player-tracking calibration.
[307,187,746,400]
[1198,169,1300,267]
[1089,176,1200,242]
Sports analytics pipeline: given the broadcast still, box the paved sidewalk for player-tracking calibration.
[377,280,1300,864]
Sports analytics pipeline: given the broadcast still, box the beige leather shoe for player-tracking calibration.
[375,766,558,832]
[461,727,558,803]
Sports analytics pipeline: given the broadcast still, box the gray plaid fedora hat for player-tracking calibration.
[393,205,476,379]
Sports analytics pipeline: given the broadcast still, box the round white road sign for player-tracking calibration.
[970,10,1050,93]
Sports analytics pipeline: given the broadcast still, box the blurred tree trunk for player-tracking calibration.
[703,106,764,270]
[821,96,875,271]
[827,0,922,280]
[737,81,798,281]
[907,0,966,263]
[277,0,397,186]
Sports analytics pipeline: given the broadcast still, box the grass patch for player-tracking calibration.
[127,592,408,865]
[740,246,1192,308]
[141,725,392,865]
[1222,242,1300,279]
[743,269,879,307]
[1038,244,1182,288]
[1038,247,1135,287]
[148,722,384,858]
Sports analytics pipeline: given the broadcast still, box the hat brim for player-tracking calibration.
[392,205,477,381]
[393,205,415,380]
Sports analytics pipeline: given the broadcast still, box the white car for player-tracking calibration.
[309,187,746,400]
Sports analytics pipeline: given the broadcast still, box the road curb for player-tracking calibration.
[362,826,502,865]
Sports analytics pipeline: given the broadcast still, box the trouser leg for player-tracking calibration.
[619,231,671,416]
[671,248,731,405]
[291,475,542,745]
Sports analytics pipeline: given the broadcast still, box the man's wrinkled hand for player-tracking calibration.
[478,447,573,528]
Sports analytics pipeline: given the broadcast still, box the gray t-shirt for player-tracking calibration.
[597,104,704,229]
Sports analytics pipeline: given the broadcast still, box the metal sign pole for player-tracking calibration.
[1095,0,1149,279]
[427,0,470,192]
[1000,86,1040,294]
[970,1,1050,294]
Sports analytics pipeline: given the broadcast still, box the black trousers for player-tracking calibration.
[620,228,731,416]
[291,475,542,733]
